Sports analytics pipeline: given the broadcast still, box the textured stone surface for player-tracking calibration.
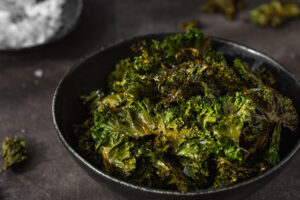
[0,0,299,199]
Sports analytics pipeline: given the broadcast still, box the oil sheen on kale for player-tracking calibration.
[75,29,298,192]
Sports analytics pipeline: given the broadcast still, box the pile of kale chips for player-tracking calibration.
[76,29,298,192]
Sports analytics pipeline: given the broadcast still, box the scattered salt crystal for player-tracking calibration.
[20,129,27,133]
[183,166,190,177]
[34,69,43,78]
[290,53,296,59]
[21,82,27,88]
[34,80,40,85]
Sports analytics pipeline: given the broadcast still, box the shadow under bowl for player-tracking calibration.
[0,0,83,53]
[52,34,300,200]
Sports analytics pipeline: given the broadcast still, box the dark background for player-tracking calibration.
[0,0,300,199]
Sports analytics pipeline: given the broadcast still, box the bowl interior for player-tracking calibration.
[53,34,300,196]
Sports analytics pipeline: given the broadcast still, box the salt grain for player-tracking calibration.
[34,69,43,78]
[290,52,296,59]
[20,129,27,133]
[21,82,27,88]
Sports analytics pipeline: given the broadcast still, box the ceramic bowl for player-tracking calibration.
[52,34,300,200]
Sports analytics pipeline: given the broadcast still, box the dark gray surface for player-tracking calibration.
[0,0,299,199]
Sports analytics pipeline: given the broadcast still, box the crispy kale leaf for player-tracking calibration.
[215,92,255,143]
[76,29,299,192]
[201,0,243,20]
[178,20,201,32]
[246,86,298,131]
[1,136,27,170]
[255,67,276,87]
[264,122,281,166]
[250,0,300,27]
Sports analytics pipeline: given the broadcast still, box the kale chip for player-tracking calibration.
[76,29,298,191]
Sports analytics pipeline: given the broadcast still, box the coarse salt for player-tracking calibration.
[0,0,65,49]
[34,69,43,78]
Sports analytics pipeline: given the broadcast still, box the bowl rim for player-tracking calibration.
[52,33,300,196]
[0,0,84,53]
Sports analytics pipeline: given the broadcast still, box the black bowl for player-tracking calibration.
[0,0,83,53]
[52,34,300,200]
